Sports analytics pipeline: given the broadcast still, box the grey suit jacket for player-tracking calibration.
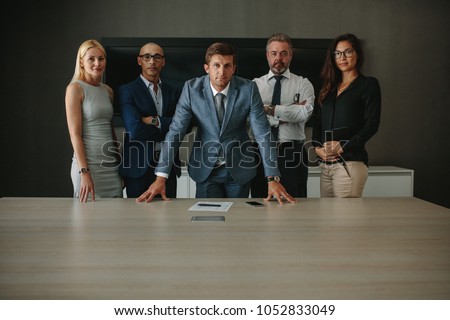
[156,75,280,185]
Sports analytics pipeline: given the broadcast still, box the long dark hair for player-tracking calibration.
[318,33,364,105]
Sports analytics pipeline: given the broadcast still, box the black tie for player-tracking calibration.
[215,93,225,125]
[271,76,283,141]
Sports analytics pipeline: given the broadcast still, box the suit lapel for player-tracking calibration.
[203,76,221,132]
[161,83,170,116]
[137,77,158,115]
[222,77,237,132]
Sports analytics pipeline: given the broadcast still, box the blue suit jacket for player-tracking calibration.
[156,75,280,185]
[118,77,181,179]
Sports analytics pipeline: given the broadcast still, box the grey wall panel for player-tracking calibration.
[1,0,449,207]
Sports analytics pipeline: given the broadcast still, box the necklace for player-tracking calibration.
[338,75,358,93]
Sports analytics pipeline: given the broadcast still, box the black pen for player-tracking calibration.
[198,203,221,207]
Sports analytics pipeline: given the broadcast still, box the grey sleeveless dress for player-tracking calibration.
[70,80,123,198]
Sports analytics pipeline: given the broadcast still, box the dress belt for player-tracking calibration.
[277,140,304,148]
[318,158,344,165]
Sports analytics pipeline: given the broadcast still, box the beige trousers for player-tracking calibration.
[320,161,368,198]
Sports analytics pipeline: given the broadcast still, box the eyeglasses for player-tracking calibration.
[139,54,164,62]
[333,49,354,59]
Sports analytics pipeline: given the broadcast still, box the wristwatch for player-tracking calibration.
[79,167,90,174]
[267,176,280,183]
[150,116,158,126]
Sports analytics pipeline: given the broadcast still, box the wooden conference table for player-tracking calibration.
[1,197,449,300]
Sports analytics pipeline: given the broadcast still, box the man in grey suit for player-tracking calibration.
[137,42,295,204]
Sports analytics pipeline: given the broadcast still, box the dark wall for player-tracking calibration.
[1,0,449,208]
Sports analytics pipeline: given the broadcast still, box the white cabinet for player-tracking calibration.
[177,166,414,198]
[176,167,197,198]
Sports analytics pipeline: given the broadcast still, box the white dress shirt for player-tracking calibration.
[210,82,230,111]
[253,69,315,142]
[140,75,163,151]
[210,82,230,166]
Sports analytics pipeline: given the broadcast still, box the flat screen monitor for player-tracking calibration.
[102,37,332,126]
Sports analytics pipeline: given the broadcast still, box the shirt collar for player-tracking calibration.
[268,69,291,81]
[140,74,162,88]
[210,82,231,97]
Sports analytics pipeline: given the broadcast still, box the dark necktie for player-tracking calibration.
[271,76,283,141]
[215,93,225,125]
[214,93,225,163]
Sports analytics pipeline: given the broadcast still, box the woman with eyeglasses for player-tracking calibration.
[312,33,381,197]
[65,39,123,202]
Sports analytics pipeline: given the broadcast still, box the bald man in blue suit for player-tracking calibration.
[119,43,181,198]
[137,42,295,204]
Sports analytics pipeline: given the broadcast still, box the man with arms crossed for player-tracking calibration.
[119,43,182,198]
[251,33,315,198]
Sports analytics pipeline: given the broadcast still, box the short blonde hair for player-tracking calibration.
[71,39,106,81]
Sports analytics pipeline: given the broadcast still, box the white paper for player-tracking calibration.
[188,201,233,212]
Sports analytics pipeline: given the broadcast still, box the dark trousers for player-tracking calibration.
[123,154,177,198]
[250,141,308,198]
[196,165,250,198]
[249,144,268,198]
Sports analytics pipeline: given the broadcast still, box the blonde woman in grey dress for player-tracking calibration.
[65,39,123,201]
